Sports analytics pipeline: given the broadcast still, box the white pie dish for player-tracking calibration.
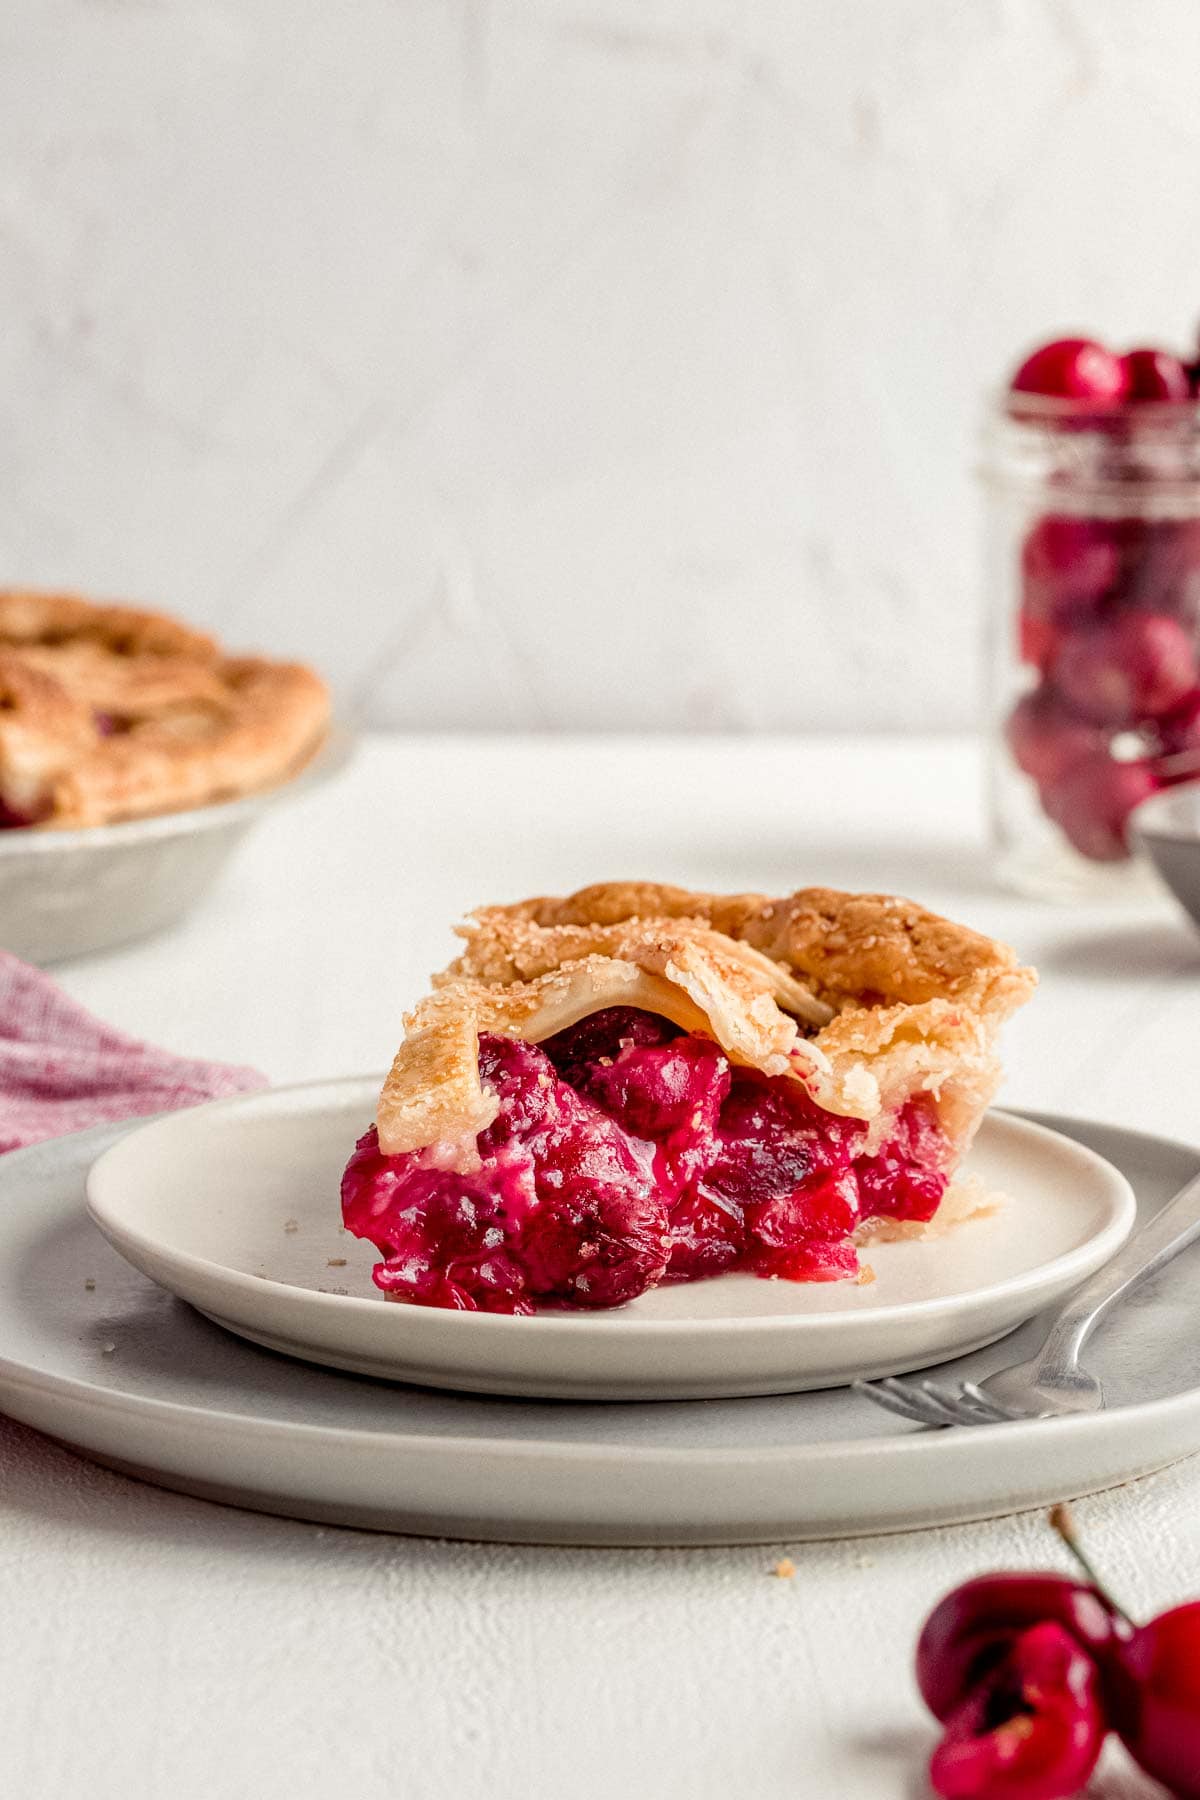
[84,1077,1137,1402]
[0,725,354,964]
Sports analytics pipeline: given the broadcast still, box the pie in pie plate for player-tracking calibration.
[84,885,1137,1400]
[0,589,341,961]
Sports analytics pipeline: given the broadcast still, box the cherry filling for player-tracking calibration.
[341,1008,951,1314]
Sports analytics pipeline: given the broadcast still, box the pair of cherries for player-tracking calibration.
[1011,335,1200,405]
[1003,332,1200,861]
[917,1510,1200,1797]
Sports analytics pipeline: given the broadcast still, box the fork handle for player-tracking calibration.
[1033,1169,1200,1377]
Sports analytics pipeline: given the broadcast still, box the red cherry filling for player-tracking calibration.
[544,1005,677,1089]
[342,1035,669,1313]
[857,1094,949,1224]
[342,1010,952,1312]
[680,1068,864,1282]
[340,1132,537,1313]
[557,1022,730,1194]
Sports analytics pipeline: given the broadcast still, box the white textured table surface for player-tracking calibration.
[3,733,1198,1800]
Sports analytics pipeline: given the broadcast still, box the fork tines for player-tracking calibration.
[852,1378,1038,1428]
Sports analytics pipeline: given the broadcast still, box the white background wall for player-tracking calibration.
[3,1,1200,731]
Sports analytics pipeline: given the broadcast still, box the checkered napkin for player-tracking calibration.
[0,951,266,1153]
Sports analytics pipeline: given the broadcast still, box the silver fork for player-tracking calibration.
[855,1168,1200,1428]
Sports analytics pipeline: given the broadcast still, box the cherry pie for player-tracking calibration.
[0,589,330,828]
[342,884,1036,1313]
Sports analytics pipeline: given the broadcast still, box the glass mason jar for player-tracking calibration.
[984,393,1200,900]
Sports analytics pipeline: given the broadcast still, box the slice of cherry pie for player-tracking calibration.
[342,884,1036,1314]
[0,589,329,828]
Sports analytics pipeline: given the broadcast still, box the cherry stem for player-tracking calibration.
[1048,1505,1134,1626]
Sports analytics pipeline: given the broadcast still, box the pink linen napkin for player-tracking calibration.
[0,951,267,1153]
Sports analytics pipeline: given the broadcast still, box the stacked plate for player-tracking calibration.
[1,1083,1197,1545]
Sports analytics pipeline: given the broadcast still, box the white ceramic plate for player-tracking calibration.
[0,725,355,963]
[0,1113,1195,1544]
[84,1079,1136,1401]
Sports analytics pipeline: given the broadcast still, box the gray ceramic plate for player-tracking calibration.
[0,1111,1197,1545]
[0,726,354,962]
[1132,777,1200,932]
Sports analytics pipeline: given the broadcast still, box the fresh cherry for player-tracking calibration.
[1018,610,1060,674]
[1047,1502,1200,1798]
[916,1573,1120,1724]
[1039,751,1160,862]
[927,1621,1106,1800]
[1118,519,1200,628]
[1123,347,1193,401]
[1109,1601,1200,1798]
[1010,337,1128,403]
[1021,514,1124,634]
[1050,610,1197,726]
[1160,686,1200,762]
[1005,690,1107,788]
[920,1505,1200,1799]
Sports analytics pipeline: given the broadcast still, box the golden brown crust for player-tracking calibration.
[379,920,835,1157]
[50,659,330,827]
[0,589,218,660]
[14,642,231,716]
[444,911,835,1027]
[0,652,95,820]
[0,590,330,826]
[375,884,1036,1160]
[493,882,1023,1009]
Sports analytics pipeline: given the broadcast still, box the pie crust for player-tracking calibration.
[376,883,1036,1162]
[0,589,330,827]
